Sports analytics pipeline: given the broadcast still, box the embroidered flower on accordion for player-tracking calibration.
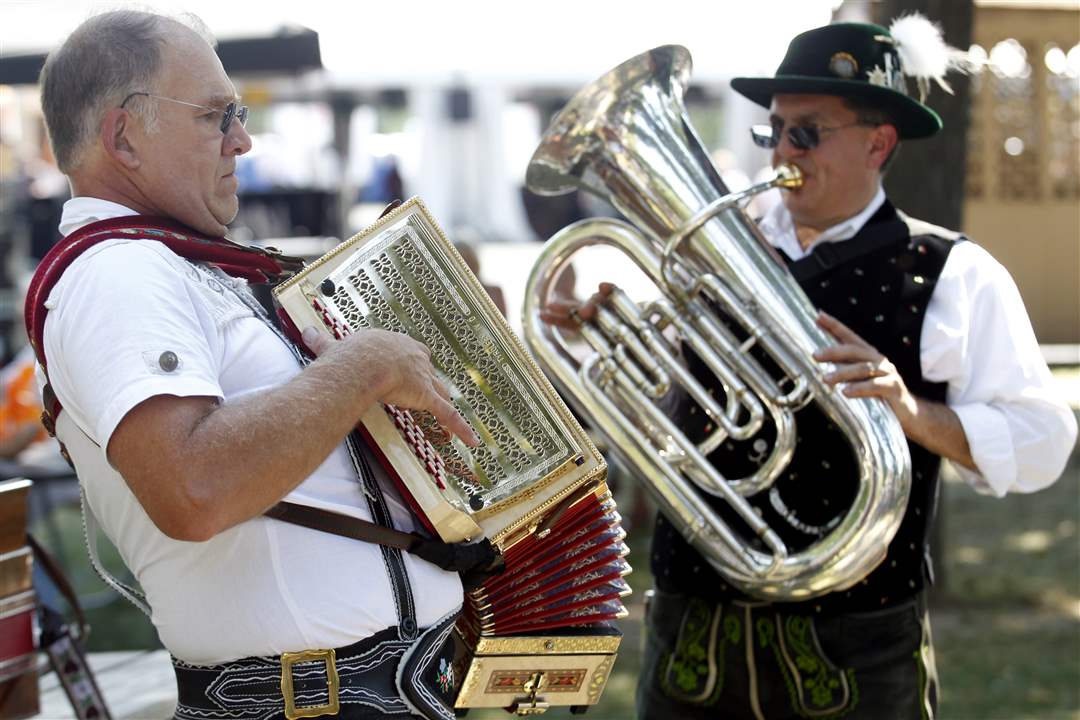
[436,657,454,694]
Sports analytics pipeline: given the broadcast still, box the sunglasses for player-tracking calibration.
[121,92,249,135]
[750,120,873,151]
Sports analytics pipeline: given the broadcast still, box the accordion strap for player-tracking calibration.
[266,500,418,551]
[25,215,304,441]
[265,500,503,587]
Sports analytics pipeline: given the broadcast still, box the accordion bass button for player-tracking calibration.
[320,278,336,296]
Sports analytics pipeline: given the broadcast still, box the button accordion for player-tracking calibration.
[273,198,628,714]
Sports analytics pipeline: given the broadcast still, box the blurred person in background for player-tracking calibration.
[0,275,61,469]
[0,344,45,461]
[543,16,1076,720]
[29,9,484,719]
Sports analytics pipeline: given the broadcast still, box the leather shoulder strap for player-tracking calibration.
[25,216,302,369]
[265,501,419,551]
[265,500,504,587]
[24,216,303,434]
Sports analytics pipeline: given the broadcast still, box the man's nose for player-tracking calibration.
[223,120,252,156]
[772,129,804,164]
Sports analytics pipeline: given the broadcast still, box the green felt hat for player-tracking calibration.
[731,22,943,139]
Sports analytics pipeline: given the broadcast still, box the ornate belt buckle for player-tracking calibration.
[280,648,340,719]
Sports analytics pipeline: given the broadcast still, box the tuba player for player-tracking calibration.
[542,16,1076,720]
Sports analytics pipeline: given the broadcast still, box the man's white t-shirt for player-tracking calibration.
[43,197,462,664]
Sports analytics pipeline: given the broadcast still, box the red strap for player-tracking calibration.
[24,215,302,432]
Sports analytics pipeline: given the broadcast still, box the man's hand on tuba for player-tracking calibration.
[539,282,618,331]
[813,311,916,420]
[813,311,976,471]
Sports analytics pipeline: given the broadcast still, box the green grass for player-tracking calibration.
[931,453,1080,720]
[29,407,1079,720]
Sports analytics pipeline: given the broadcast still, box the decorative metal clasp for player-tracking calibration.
[511,671,551,715]
[280,648,340,720]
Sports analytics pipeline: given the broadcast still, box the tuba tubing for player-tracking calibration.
[522,46,911,600]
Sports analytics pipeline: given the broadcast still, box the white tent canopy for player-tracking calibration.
[2,0,835,85]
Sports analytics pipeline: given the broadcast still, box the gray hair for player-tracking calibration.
[39,9,216,173]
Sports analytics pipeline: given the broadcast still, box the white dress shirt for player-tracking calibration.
[757,187,1077,497]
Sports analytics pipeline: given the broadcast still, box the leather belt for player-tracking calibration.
[172,625,415,720]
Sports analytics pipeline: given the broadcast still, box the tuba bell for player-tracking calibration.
[522,45,911,601]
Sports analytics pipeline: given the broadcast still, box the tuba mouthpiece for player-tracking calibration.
[774,163,804,190]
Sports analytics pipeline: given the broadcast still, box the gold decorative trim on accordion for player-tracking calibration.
[273,198,626,714]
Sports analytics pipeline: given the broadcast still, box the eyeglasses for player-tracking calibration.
[120,92,249,135]
[750,120,873,151]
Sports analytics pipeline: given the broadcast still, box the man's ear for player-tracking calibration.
[101,108,141,170]
[868,124,898,171]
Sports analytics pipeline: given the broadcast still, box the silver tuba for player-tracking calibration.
[521,45,911,600]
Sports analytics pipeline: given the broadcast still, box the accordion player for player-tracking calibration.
[274,197,628,715]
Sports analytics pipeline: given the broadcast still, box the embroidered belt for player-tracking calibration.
[172,625,415,720]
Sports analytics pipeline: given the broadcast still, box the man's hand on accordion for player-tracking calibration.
[301,326,481,447]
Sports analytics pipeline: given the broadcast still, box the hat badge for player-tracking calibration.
[867,65,889,87]
[829,52,859,79]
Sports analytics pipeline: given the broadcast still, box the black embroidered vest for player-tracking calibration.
[650,200,960,613]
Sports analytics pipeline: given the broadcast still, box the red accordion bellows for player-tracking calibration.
[462,490,629,637]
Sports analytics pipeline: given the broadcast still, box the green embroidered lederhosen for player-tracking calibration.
[639,590,937,720]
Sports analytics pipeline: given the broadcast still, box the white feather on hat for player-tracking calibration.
[887,12,976,102]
